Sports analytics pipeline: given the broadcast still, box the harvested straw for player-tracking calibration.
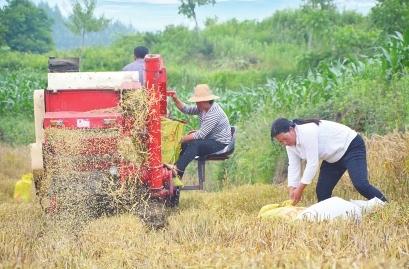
[39,88,166,229]
[117,89,152,166]
[365,132,409,201]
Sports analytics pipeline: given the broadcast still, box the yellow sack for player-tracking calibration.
[161,117,185,164]
[13,173,33,202]
[258,200,305,221]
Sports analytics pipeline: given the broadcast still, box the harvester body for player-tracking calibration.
[30,55,180,208]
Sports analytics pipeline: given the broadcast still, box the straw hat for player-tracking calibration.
[188,84,220,102]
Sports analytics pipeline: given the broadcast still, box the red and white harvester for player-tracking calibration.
[30,55,181,213]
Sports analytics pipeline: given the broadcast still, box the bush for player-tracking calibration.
[225,111,282,185]
[316,77,409,134]
[0,51,48,70]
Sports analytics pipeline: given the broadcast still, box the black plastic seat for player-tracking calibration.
[183,126,237,190]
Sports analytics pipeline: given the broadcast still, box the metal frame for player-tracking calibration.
[182,157,206,191]
[183,126,237,191]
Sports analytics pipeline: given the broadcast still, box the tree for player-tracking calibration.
[66,0,110,50]
[371,0,409,34]
[301,0,336,50]
[38,2,132,50]
[302,0,336,10]
[178,0,216,30]
[0,0,54,53]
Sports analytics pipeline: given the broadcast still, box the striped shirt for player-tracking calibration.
[182,102,231,145]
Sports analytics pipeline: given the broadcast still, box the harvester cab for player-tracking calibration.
[30,54,184,213]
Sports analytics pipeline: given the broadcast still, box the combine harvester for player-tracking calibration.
[30,55,184,219]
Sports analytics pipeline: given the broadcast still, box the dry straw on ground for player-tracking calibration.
[1,131,409,268]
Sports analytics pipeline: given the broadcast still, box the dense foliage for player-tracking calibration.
[371,0,409,34]
[0,0,54,53]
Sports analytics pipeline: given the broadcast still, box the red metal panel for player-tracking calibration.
[43,111,122,129]
[145,55,164,190]
[159,67,167,116]
[45,90,119,112]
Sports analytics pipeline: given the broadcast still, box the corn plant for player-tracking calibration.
[0,70,46,116]
[377,31,409,81]
[265,57,371,113]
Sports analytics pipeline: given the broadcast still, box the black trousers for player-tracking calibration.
[175,139,227,178]
[316,135,387,202]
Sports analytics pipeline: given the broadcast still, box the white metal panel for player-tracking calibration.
[30,143,43,170]
[47,71,140,90]
[33,90,45,143]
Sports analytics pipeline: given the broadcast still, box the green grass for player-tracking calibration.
[0,115,35,145]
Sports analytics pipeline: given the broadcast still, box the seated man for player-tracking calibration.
[167,84,232,186]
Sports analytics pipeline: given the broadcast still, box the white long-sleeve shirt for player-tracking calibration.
[286,120,357,187]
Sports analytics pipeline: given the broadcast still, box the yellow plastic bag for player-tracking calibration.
[161,117,185,164]
[13,173,33,202]
[258,200,305,221]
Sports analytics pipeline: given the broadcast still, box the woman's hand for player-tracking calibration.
[168,90,185,111]
[181,133,195,143]
[167,90,176,98]
[180,130,196,143]
[290,184,306,205]
[288,187,296,198]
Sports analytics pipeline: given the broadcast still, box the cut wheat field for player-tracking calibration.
[1,132,409,268]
